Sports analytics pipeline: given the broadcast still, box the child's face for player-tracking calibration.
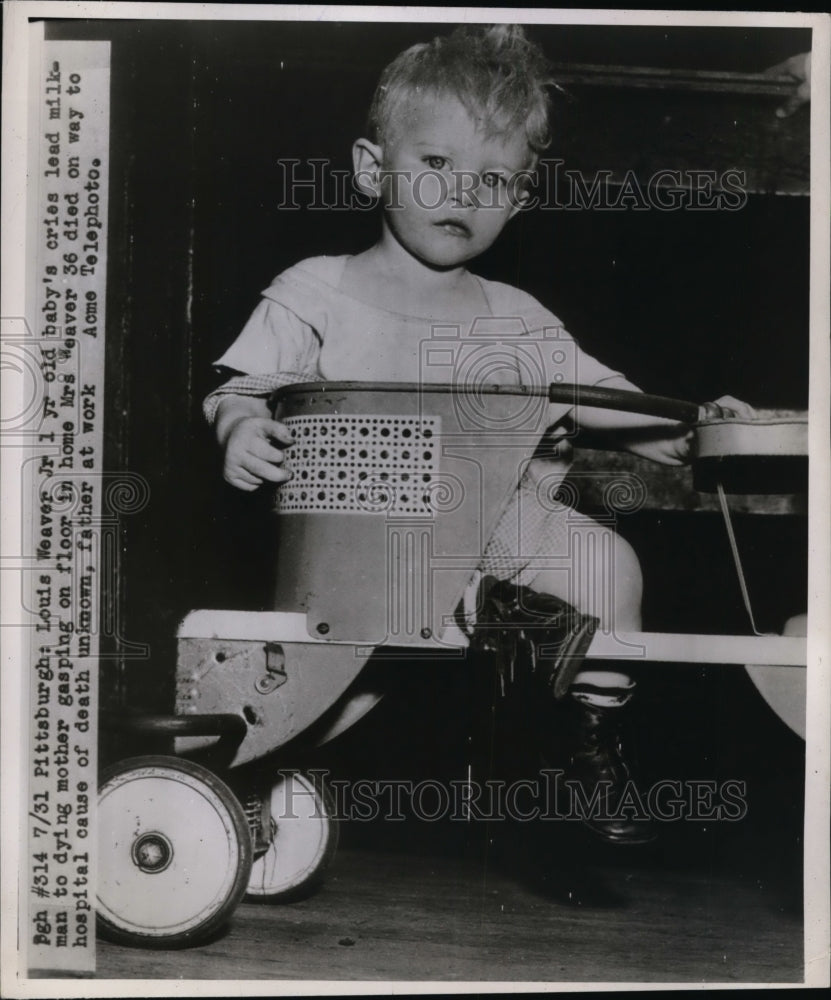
[371,96,532,269]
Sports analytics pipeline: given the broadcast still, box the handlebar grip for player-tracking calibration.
[548,383,701,424]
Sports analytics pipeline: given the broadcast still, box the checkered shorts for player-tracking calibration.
[478,462,573,588]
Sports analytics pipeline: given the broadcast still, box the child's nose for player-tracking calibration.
[451,171,480,208]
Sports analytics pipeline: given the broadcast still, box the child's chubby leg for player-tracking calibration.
[527,508,644,728]
[519,509,656,845]
[524,507,643,633]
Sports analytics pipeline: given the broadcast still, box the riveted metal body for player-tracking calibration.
[271,382,552,645]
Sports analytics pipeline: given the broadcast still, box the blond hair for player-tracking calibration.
[367,24,554,161]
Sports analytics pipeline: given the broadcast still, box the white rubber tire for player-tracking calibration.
[97,755,252,948]
[246,770,338,900]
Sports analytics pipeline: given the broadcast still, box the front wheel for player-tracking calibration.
[97,755,252,948]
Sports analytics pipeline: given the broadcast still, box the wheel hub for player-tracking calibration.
[131,831,174,873]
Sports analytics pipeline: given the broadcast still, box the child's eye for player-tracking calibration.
[424,155,448,170]
[482,172,506,189]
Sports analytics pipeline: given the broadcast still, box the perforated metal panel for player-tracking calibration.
[276,414,442,516]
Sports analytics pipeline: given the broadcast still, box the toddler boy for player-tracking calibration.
[205,24,751,844]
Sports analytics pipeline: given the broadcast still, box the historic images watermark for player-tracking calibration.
[275,159,748,212]
[279,770,749,824]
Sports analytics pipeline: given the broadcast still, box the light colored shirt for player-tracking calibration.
[212,255,628,428]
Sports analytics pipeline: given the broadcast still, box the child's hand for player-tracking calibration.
[223,415,295,491]
[763,52,811,118]
[698,395,757,421]
[641,395,758,465]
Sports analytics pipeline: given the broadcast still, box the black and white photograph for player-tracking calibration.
[1,2,829,994]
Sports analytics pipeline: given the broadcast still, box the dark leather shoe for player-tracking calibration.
[466,578,599,699]
[563,700,657,846]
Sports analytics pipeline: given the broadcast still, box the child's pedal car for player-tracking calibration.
[99,381,808,946]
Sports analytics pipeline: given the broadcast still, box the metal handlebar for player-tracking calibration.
[103,712,247,742]
[272,380,702,424]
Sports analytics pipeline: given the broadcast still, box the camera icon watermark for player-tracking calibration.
[1,317,83,439]
[418,314,587,436]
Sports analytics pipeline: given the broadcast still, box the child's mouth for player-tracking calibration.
[434,219,472,238]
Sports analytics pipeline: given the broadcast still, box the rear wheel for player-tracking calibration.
[246,771,338,901]
[97,755,252,948]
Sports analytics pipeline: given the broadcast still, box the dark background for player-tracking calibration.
[44,18,808,872]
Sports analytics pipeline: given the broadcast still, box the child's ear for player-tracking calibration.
[352,138,384,198]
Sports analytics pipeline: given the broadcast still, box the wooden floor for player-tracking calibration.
[96,821,803,984]
[95,655,806,985]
